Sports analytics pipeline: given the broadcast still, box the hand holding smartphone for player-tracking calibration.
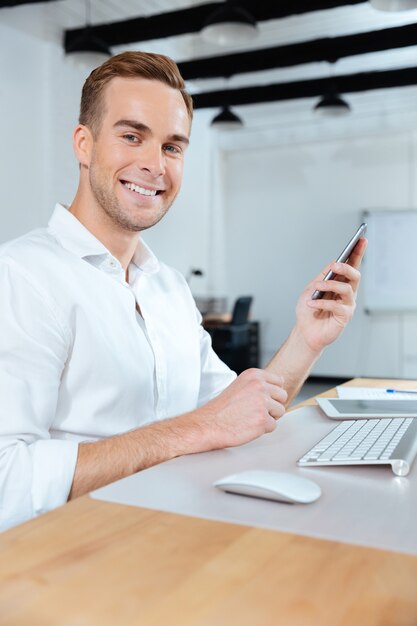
[311,222,367,300]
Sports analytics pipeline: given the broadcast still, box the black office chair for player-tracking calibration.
[209,296,254,373]
[230,296,253,327]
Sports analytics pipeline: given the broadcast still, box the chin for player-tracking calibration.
[123,213,167,232]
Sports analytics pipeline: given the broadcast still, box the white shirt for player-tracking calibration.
[0,204,235,530]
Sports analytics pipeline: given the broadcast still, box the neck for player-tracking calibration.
[69,189,140,271]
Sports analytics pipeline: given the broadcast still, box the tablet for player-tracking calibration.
[316,397,417,420]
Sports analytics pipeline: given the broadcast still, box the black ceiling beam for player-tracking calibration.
[0,0,56,5]
[192,66,417,108]
[64,0,366,51]
[178,23,417,80]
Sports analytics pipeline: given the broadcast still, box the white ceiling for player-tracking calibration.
[2,0,417,135]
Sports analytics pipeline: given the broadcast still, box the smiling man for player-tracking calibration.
[0,52,366,530]
[75,76,190,244]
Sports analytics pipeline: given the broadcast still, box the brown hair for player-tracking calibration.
[79,51,193,135]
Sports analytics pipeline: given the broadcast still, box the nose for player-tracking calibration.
[137,141,165,178]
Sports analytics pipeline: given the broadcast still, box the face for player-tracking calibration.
[80,77,190,233]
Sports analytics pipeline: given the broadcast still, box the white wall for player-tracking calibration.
[43,47,88,215]
[0,22,49,240]
[220,129,417,377]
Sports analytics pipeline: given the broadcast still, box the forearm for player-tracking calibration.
[266,325,323,406]
[69,366,289,500]
[69,415,203,499]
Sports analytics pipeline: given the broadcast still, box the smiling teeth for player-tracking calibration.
[124,182,157,196]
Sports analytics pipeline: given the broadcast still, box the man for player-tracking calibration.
[0,52,366,530]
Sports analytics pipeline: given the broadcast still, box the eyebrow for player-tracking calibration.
[114,119,190,146]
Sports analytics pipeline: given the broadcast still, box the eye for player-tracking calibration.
[123,134,140,143]
[163,144,181,155]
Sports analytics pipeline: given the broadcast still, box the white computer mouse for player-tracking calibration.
[214,470,321,504]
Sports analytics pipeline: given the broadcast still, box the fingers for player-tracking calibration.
[268,397,287,420]
[310,237,367,294]
[239,368,284,390]
[308,297,353,316]
[265,414,278,433]
[268,383,288,404]
[311,247,364,301]
[238,368,287,418]
[332,260,361,286]
[262,370,285,388]
[264,377,287,419]
[200,368,287,450]
[310,276,355,304]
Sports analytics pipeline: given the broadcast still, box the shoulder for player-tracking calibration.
[0,229,73,340]
[0,227,60,265]
[0,227,71,308]
[158,260,188,284]
[154,260,194,299]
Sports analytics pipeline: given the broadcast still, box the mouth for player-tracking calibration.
[121,180,164,197]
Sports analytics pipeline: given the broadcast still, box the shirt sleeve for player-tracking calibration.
[196,307,237,406]
[0,259,78,531]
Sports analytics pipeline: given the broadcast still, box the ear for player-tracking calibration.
[73,124,93,167]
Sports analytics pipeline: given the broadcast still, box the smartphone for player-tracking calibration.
[311,222,367,300]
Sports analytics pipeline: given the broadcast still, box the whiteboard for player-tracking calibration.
[363,210,417,312]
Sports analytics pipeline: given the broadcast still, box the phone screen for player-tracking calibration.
[311,222,367,300]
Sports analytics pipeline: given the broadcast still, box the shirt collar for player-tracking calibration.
[48,203,160,276]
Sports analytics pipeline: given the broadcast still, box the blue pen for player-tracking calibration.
[386,388,417,395]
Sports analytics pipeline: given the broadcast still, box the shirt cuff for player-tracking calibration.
[29,439,79,515]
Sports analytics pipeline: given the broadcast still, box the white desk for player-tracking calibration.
[93,405,417,555]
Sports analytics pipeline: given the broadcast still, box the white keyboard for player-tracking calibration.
[298,417,417,476]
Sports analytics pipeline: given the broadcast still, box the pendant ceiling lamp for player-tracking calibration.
[210,106,244,129]
[314,92,351,117]
[201,1,258,46]
[369,0,417,10]
[314,63,351,117]
[66,0,111,66]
